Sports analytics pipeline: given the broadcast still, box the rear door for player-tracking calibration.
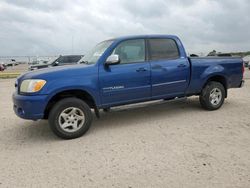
[148,38,190,98]
[99,39,151,106]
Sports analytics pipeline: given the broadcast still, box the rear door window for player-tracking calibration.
[148,39,179,61]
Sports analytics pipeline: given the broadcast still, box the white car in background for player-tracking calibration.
[0,62,5,71]
[243,55,250,68]
[1,59,17,67]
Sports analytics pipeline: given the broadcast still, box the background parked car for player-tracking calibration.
[243,55,250,67]
[207,50,232,57]
[0,62,6,69]
[29,55,83,71]
[29,60,40,65]
[3,59,17,67]
[0,59,16,68]
[0,63,5,71]
[244,60,249,68]
[216,53,232,57]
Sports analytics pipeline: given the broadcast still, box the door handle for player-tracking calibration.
[136,67,147,72]
[178,64,186,68]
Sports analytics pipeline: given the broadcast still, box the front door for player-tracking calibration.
[99,39,151,106]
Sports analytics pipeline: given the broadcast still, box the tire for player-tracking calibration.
[48,97,93,139]
[199,81,226,111]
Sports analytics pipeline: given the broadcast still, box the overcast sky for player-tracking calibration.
[0,0,249,56]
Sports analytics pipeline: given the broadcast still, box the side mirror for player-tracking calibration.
[105,55,120,66]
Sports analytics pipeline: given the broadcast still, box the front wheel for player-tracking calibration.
[48,97,93,139]
[199,81,226,111]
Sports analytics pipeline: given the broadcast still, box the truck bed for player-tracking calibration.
[186,57,243,95]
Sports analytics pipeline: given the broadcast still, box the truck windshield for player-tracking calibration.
[78,40,113,64]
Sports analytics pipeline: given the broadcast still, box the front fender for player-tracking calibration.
[41,77,100,107]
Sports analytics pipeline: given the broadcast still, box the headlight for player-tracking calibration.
[20,79,46,93]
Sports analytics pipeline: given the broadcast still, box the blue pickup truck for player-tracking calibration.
[13,35,244,139]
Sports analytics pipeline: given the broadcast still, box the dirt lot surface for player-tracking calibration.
[2,64,29,73]
[0,71,250,188]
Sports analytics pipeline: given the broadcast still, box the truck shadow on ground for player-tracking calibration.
[3,97,230,142]
[91,97,202,132]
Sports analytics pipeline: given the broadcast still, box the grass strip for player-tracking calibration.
[0,72,21,79]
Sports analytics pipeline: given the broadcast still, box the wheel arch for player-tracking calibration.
[44,89,97,119]
[202,75,228,98]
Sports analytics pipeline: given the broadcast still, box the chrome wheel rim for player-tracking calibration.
[209,88,222,106]
[58,107,85,133]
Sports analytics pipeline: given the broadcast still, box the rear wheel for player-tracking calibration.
[199,81,225,110]
[48,97,92,139]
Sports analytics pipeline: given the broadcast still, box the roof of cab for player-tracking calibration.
[110,34,179,41]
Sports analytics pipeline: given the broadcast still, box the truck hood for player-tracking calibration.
[19,64,93,81]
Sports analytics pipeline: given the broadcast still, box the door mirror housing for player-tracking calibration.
[105,55,120,66]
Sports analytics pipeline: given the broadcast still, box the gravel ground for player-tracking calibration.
[2,64,29,73]
[0,71,250,188]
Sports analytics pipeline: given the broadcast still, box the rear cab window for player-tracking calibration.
[147,38,180,61]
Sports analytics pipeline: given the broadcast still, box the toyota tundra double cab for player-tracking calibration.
[13,35,244,139]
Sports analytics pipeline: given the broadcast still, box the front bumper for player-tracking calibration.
[12,91,48,120]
